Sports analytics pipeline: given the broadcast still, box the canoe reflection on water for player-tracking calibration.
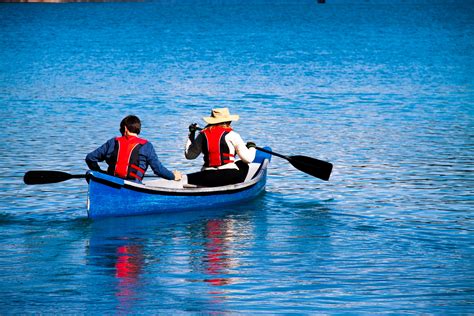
[85,205,258,311]
[114,244,144,307]
[86,231,145,313]
[203,219,236,287]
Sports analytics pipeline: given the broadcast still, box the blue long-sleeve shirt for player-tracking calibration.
[85,137,174,181]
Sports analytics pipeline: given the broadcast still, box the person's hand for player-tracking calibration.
[173,170,182,181]
[246,141,256,149]
[188,123,199,133]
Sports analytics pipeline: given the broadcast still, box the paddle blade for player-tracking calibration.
[24,170,74,185]
[288,155,333,181]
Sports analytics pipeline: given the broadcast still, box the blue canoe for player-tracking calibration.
[86,148,272,219]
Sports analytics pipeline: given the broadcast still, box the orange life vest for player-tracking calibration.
[201,126,235,167]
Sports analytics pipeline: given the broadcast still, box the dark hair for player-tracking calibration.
[120,115,141,135]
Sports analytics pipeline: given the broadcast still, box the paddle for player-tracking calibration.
[191,126,333,181]
[23,170,174,185]
[255,146,333,181]
[23,170,87,185]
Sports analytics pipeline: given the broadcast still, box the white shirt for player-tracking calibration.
[185,130,256,170]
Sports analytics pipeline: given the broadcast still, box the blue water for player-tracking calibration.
[1,0,473,313]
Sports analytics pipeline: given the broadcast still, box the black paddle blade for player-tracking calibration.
[288,155,333,181]
[24,170,74,185]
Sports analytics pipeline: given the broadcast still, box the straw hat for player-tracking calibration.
[203,108,240,124]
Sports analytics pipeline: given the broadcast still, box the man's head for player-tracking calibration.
[120,115,141,135]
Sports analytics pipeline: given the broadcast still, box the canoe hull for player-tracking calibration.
[87,172,267,219]
[87,149,271,219]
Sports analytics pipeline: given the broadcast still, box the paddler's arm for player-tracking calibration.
[185,132,203,159]
[144,142,175,180]
[85,138,115,172]
[231,132,256,163]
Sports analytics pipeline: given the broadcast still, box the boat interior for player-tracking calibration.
[140,159,267,191]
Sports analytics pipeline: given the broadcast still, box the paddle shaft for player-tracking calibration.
[254,146,289,161]
[70,174,87,179]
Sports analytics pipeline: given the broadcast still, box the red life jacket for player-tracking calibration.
[109,136,148,181]
[201,126,235,167]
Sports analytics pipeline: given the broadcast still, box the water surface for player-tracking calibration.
[0,1,473,313]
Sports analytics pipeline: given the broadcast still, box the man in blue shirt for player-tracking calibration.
[85,115,181,182]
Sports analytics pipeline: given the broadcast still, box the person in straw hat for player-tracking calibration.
[184,108,257,187]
